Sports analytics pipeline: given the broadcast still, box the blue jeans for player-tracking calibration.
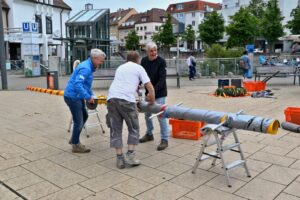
[145,97,169,140]
[64,96,88,144]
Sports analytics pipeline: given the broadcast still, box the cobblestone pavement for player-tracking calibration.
[1,80,300,200]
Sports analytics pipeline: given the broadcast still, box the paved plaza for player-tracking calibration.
[1,78,300,200]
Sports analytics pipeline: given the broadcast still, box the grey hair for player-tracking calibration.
[90,48,106,58]
[146,42,157,51]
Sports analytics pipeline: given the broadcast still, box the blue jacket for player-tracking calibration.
[64,58,95,100]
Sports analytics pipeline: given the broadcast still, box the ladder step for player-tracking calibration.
[221,143,240,152]
[225,160,245,170]
[85,123,102,127]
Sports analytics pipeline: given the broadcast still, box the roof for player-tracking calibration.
[23,0,71,10]
[110,8,136,25]
[118,13,143,29]
[167,0,222,13]
[2,0,9,9]
[66,9,109,24]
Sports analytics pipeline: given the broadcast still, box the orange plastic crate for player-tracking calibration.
[169,119,205,140]
[243,81,266,92]
[284,107,300,125]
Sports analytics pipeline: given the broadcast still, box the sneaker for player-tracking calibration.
[157,139,168,151]
[116,154,125,169]
[72,143,91,153]
[126,151,141,167]
[139,134,154,143]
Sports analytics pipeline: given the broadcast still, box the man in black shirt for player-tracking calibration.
[139,42,169,151]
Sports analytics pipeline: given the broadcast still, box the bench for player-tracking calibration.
[254,66,300,85]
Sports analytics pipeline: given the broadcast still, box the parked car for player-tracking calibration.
[254,48,263,53]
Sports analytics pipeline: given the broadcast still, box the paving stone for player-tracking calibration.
[260,145,292,156]
[113,178,155,197]
[0,143,29,159]
[186,185,246,200]
[85,188,134,200]
[258,165,300,185]
[164,144,199,157]
[284,181,300,197]
[240,141,266,154]
[275,193,300,200]
[18,181,60,200]
[141,152,178,168]
[80,171,131,192]
[21,146,63,161]
[39,184,94,200]
[290,160,300,170]
[287,147,300,160]
[5,173,44,190]
[157,161,191,176]
[205,175,246,193]
[0,166,29,181]
[125,165,174,185]
[260,138,298,150]
[0,157,28,171]
[136,181,190,200]
[60,154,104,170]
[0,184,18,200]
[46,152,78,164]
[170,169,217,189]
[75,164,111,178]
[235,178,285,200]
[250,151,295,167]
[22,159,86,188]
[246,159,272,173]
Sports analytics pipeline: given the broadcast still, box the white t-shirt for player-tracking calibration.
[107,61,150,102]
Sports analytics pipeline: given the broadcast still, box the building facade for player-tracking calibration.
[167,0,221,50]
[4,0,71,63]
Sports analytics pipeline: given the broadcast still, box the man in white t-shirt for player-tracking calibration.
[107,51,155,169]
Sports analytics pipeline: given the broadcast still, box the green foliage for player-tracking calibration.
[247,0,266,18]
[152,14,176,50]
[261,0,284,49]
[225,7,259,48]
[215,87,247,97]
[198,11,225,46]
[286,5,300,34]
[182,24,196,50]
[125,30,139,50]
[205,44,244,58]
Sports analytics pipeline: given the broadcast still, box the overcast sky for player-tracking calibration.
[64,0,222,16]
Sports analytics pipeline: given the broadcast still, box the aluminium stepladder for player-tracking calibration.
[192,122,251,187]
[68,107,105,138]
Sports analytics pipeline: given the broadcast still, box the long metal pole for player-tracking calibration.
[0,7,7,90]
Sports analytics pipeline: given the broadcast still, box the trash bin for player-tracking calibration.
[47,71,59,90]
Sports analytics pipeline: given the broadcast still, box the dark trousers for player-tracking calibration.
[189,65,196,79]
[64,96,88,144]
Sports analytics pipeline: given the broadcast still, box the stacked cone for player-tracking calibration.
[26,86,107,105]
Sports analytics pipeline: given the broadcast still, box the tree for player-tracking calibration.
[125,30,139,50]
[247,0,266,18]
[198,11,225,46]
[182,24,196,50]
[151,14,176,50]
[286,5,300,34]
[225,7,259,48]
[261,0,284,52]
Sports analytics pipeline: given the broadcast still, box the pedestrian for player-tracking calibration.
[139,42,170,151]
[106,51,155,169]
[64,49,106,153]
[239,50,252,79]
[187,53,197,80]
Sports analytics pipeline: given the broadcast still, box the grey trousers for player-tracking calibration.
[106,98,140,148]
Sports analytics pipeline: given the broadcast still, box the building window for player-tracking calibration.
[192,21,195,26]
[179,13,184,18]
[144,35,147,40]
[155,26,159,31]
[136,27,139,31]
[224,5,228,9]
[192,12,195,17]
[140,26,143,31]
[235,2,239,7]
[35,15,42,33]
[144,26,147,30]
[46,16,52,34]
[176,4,183,10]
[139,36,143,40]
[141,17,147,22]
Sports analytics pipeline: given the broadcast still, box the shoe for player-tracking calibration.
[139,134,154,143]
[157,139,168,151]
[126,151,141,167]
[72,143,91,153]
[116,154,125,169]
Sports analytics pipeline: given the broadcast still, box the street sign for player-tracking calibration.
[22,22,30,32]
[31,23,38,33]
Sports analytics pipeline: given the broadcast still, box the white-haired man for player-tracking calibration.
[139,42,170,151]
[64,48,106,153]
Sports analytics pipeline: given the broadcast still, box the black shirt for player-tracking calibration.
[141,55,167,98]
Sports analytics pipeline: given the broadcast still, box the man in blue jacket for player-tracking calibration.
[64,49,106,153]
